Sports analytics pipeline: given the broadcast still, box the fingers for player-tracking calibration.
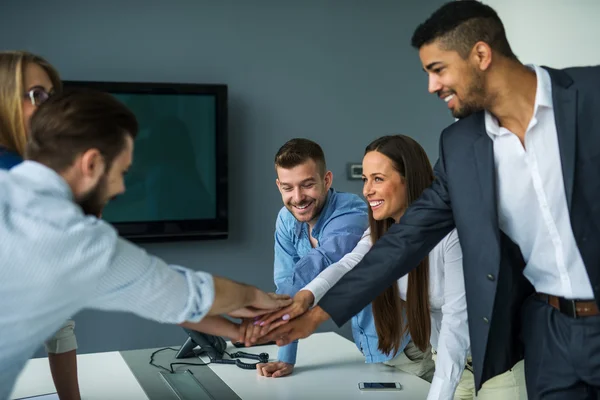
[257,301,311,336]
[258,305,294,327]
[253,291,292,312]
[260,318,289,336]
[263,323,293,342]
[268,293,292,301]
[249,320,263,345]
[256,362,293,378]
[256,363,266,376]
[244,318,258,346]
[240,308,270,318]
[238,319,252,344]
[287,302,310,320]
[274,297,293,308]
[256,362,278,377]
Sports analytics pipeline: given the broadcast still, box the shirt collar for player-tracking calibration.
[0,146,23,169]
[293,188,336,238]
[10,160,74,201]
[484,64,553,138]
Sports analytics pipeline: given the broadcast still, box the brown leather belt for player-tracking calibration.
[535,293,599,318]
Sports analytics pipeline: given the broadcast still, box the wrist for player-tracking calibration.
[245,285,259,307]
[298,290,315,309]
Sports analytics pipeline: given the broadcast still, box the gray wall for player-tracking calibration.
[0,0,452,357]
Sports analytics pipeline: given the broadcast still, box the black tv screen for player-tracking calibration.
[63,80,228,242]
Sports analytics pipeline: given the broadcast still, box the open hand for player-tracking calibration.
[256,361,294,378]
[262,306,329,346]
[228,292,292,319]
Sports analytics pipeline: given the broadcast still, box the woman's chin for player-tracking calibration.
[371,210,391,221]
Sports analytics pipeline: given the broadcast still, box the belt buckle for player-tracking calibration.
[558,297,578,319]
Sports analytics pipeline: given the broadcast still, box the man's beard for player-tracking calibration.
[290,199,324,225]
[452,68,487,119]
[77,175,109,217]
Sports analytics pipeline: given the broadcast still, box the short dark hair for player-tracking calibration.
[411,1,517,60]
[26,88,139,172]
[274,138,326,176]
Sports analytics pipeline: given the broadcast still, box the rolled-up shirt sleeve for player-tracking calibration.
[44,319,77,354]
[302,228,372,305]
[89,237,215,324]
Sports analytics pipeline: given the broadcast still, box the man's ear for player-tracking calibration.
[276,178,281,191]
[472,41,492,71]
[324,171,333,190]
[80,148,105,180]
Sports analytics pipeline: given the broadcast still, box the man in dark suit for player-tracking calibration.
[261,1,600,398]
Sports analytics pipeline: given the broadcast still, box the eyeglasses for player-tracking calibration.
[23,87,54,106]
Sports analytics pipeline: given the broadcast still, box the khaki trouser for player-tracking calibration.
[433,352,528,400]
[44,319,78,354]
[383,341,435,383]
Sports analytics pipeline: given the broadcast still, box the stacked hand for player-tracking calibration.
[260,305,329,346]
[237,290,314,347]
[228,291,293,319]
[234,291,331,378]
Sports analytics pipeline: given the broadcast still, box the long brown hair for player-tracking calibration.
[0,51,62,156]
[366,135,434,355]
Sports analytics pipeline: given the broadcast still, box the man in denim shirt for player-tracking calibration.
[250,138,369,377]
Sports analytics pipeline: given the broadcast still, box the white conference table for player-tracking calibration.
[11,332,430,399]
[10,350,148,400]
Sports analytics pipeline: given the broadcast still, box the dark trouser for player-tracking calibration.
[522,295,600,399]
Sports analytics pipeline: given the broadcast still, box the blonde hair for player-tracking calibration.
[0,51,62,156]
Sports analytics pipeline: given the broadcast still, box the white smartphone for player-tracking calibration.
[358,382,402,391]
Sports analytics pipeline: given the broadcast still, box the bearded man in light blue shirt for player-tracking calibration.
[0,89,291,399]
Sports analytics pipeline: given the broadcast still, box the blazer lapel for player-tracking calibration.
[547,68,577,212]
[472,113,501,245]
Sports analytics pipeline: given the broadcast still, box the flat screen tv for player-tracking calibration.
[62,80,228,242]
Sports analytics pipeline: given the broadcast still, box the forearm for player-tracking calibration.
[48,351,80,400]
[208,276,256,316]
[180,315,239,340]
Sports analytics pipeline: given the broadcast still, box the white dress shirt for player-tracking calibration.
[303,228,469,400]
[485,64,593,299]
[0,161,215,399]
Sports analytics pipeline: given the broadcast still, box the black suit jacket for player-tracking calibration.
[319,66,600,390]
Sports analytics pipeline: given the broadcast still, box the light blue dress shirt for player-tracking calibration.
[274,188,405,364]
[0,161,215,399]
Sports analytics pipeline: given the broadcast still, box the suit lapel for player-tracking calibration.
[547,68,577,212]
[472,114,500,241]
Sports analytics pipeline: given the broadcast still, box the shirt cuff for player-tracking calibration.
[301,277,330,305]
[427,375,459,400]
[45,320,78,354]
[277,340,298,365]
[171,266,215,323]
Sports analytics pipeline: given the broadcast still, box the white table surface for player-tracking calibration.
[9,332,431,400]
[204,332,431,400]
[9,351,148,400]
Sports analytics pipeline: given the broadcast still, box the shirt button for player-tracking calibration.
[487,274,495,281]
[483,317,489,324]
